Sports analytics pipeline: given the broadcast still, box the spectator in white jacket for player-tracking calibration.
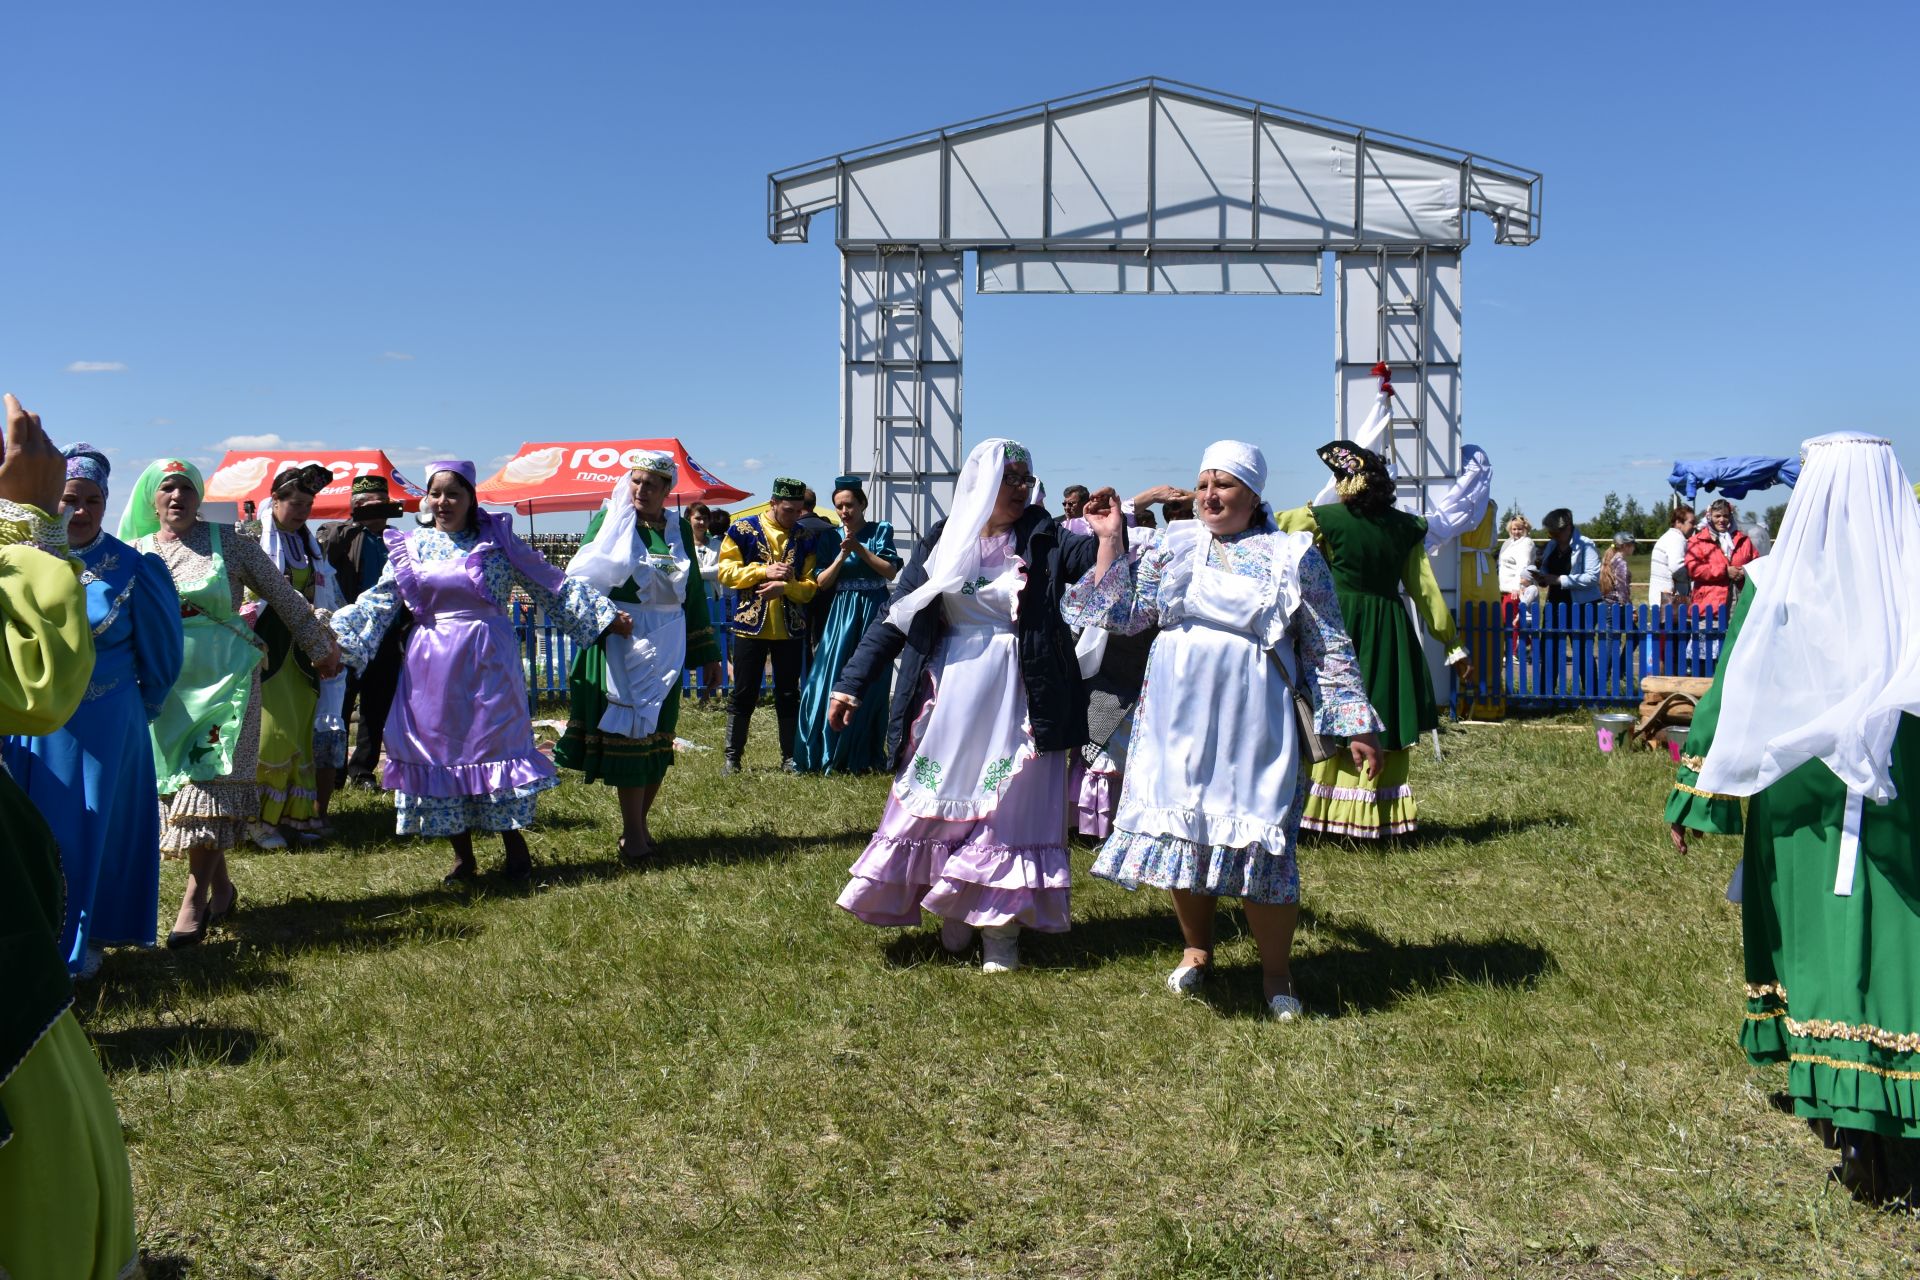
[1647,503,1695,606]
[1497,516,1536,606]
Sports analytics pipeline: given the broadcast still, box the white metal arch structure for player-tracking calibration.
[767,76,1541,557]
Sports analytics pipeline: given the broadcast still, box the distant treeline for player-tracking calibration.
[1499,493,1787,541]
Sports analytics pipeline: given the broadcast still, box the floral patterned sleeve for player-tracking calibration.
[225,533,334,662]
[1059,538,1171,636]
[515,560,618,648]
[328,559,402,672]
[1291,547,1383,738]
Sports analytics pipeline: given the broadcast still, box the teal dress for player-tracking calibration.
[795,522,901,773]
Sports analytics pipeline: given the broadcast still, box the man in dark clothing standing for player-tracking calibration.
[318,475,407,789]
[795,487,837,657]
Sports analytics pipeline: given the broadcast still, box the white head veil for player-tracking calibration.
[567,467,685,597]
[1695,432,1920,805]
[886,437,1025,630]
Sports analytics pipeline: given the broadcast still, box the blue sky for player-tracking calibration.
[9,2,1916,531]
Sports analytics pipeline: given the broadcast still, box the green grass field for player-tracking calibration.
[85,706,1913,1278]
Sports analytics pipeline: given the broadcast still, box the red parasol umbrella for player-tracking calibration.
[202,449,428,520]
[476,439,751,515]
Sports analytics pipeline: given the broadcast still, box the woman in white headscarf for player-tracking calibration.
[1667,432,1920,1202]
[555,452,722,863]
[830,438,1098,974]
[250,463,340,846]
[1066,442,1382,1019]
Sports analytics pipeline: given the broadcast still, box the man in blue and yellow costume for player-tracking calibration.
[716,476,819,773]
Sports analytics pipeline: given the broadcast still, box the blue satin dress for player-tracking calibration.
[795,521,901,774]
[3,532,183,970]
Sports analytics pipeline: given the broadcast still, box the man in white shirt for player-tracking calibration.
[1647,504,1697,606]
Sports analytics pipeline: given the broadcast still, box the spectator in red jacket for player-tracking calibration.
[1684,498,1757,609]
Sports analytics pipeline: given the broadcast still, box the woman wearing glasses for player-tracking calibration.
[830,438,1097,974]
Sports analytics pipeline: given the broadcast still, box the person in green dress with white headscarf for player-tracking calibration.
[554,451,721,863]
[1668,431,1920,1204]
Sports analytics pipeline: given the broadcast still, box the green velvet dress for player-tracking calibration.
[1669,583,1920,1138]
[1275,502,1460,839]
[554,513,721,788]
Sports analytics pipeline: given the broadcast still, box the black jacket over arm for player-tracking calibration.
[833,507,1099,769]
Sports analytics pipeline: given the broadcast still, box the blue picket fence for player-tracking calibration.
[513,589,813,707]
[1457,600,1730,710]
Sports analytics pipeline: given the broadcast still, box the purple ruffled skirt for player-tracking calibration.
[381,613,556,799]
[837,747,1072,933]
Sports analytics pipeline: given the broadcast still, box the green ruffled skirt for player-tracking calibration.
[553,640,680,788]
[1739,728,1920,1138]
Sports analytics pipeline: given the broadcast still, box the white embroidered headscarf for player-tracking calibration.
[566,465,687,600]
[886,437,1027,631]
[1695,432,1920,805]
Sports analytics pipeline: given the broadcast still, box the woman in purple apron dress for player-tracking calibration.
[330,462,625,882]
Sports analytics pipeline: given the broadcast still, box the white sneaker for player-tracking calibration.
[78,946,104,980]
[1267,992,1304,1022]
[248,822,287,850]
[1166,963,1206,995]
[980,924,1020,973]
[938,917,975,955]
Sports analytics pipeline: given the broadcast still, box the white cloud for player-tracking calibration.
[65,360,128,374]
[149,417,174,427]
[214,433,326,451]
[379,351,415,362]
[740,457,765,472]
[1627,458,1667,469]
[347,444,456,467]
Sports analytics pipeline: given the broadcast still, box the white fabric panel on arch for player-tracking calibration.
[1257,121,1358,242]
[948,119,1046,241]
[1151,94,1254,241]
[842,252,963,363]
[1354,142,1464,243]
[1047,92,1151,239]
[975,250,1319,296]
[1337,251,1462,366]
[843,143,944,241]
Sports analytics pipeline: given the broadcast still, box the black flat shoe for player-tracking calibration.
[166,924,207,949]
[442,863,478,887]
[500,858,533,883]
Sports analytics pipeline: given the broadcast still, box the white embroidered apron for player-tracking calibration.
[599,516,690,740]
[1117,526,1313,850]
[891,534,1034,821]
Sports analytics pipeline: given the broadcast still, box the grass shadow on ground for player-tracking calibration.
[637,830,875,873]
[93,1023,265,1076]
[1019,910,1189,969]
[76,950,295,1019]
[1381,812,1567,847]
[1295,909,1554,1019]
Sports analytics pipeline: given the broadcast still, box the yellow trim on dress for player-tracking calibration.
[1791,1053,1920,1082]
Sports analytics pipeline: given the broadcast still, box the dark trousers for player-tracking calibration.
[344,628,404,780]
[726,634,803,764]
